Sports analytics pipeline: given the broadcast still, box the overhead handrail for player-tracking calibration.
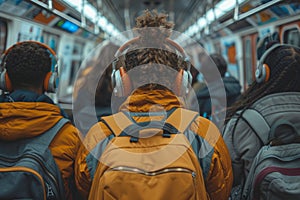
[213,0,284,33]
[24,0,96,35]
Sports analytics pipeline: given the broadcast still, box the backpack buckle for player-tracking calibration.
[162,130,171,138]
[130,136,139,143]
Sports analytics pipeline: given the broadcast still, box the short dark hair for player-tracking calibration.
[5,42,51,89]
[210,53,227,77]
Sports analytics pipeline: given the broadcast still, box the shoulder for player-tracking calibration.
[190,116,230,156]
[191,116,221,143]
[82,121,113,152]
[52,119,82,148]
[222,111,253,141]
[46,119,83,164]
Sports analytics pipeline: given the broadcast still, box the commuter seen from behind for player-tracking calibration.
[222,39,300,199]
[75,10,233,200]
[191,53,241,128]
[73,40,119,135]
[0,41,81,199]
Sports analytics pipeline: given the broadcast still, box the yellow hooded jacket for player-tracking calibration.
[75,89,233,200]
[0,100,81,200]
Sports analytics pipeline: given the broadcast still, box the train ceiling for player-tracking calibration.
[86,0,222,32]
[0,0,299,40]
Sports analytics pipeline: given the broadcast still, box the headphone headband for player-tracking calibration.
[2,40,57,60]
[114,37,190,63]
[112,37,191,77]
[114,37,141,58]
[111,36,192,97]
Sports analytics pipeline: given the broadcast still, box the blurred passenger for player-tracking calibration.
[188,53,241,130]
[73,41,119,135]
[192,53,241,126]
[222,42,300,198]
[0,41,81,199]
[75,10,232,200]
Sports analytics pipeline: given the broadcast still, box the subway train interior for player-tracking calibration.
[0,0,299,120]
[1,0,300,199]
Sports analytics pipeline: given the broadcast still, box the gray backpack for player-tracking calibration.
[240,109,300,200]
[0,118,69,200]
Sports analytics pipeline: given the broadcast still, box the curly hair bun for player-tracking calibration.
[135,10,174,43]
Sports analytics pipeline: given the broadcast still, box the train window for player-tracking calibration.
[214,42,222,55]
[227,44,236,64]
[69,41,84,85]
[244,38,253,86]
[41,31,60,52]
[0,19,7,55]
[283,27,300,47]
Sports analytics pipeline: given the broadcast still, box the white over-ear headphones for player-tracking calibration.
[111,37,192,97]
[0,41,59,93]
[255,43,300,83]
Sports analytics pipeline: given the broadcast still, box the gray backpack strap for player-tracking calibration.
[29,118,70,149]
[165,108,199,134]
[240,109,270,144]
[101,112,134,137]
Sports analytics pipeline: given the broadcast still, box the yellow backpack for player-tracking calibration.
[89,108,209,200]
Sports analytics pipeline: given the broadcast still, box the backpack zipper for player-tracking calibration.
[107,166,196,178]
[242,145,300,199]
[253,167,300,199]
[0,154,59,196]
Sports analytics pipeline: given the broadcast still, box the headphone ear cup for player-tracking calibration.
[255,65,263,83]
[255,63,270,83]
[175,69,190,96]
[0,69,13,92]
[0,70,12,92]
[43,71,57,93]
[181,70,189,95]
[113,68,124,97]
[5,73,12,92]
[175,69,183,96]
[263,64,270,82]
[112,67,132,97]
[119,67,132,96]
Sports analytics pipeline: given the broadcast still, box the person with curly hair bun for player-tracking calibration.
[0,41,81,200]
[75,10,233,200]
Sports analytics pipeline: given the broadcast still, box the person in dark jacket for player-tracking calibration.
[192,53,241,128]
[73,40,119,136]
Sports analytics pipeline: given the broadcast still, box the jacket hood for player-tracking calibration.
[0,92,64,141]
[119,88,184,112]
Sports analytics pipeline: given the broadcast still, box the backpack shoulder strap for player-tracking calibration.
[101,108,199,137]
[30,118,70,150]
[240,109,270,144]
[101,112,134,137]
[165,108,199,133]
